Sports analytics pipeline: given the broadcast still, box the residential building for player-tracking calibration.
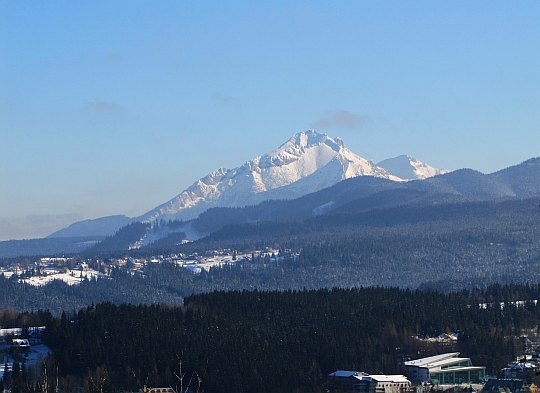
[11,338,30,348]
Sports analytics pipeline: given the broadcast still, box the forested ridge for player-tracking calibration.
[1,198,540,315]
[3,284,540,393]
[2,211,540,314]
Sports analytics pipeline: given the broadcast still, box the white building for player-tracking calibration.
[12,338,30,348]
[328,370,411,393]
[404,352,485,385]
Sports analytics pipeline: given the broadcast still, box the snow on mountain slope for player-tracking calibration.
[139,130,401,222]
[377,155,449,181]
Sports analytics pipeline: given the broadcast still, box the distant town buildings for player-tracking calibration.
[0,248,293,287]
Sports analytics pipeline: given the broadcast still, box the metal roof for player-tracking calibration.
[329,371,410,384]
[431,366,486,374]
[328,370,365,378]
[404,353,461,367]
[365,375,410,383]
[427,357,471,367]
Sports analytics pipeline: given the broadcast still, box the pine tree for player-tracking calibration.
[11,361,21,393]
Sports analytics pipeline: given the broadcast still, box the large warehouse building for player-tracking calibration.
[404,352,486,385]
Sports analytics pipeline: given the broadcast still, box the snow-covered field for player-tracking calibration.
[20,268,104,286]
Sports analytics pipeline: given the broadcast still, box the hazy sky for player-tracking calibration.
[1,1,539,239]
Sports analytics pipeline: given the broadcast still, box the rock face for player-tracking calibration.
[139,130,401,222]
[377,155,449,181]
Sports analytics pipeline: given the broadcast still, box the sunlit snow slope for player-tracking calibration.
[139,130,401,222]
[377,155,449,181]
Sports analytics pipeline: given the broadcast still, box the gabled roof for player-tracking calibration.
[404,353,461,367]
[428,357,470,368]
[328,371,410,384]
[328,370,366,378]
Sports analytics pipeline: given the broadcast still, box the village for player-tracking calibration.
[0,248,291,287]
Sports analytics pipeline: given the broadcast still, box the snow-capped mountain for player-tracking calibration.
[139,130,401,222]
[377,155,449,181]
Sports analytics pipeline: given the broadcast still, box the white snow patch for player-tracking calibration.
[313,201,335,216]
[20,268,104,286]
[377,155,449,181]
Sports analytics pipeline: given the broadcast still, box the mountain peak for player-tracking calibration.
[138,130,400,222]
[286,130,329,146]
[377,155,449,181]
[278,130,342,153]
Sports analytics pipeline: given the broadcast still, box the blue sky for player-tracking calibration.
[1,1,539,239]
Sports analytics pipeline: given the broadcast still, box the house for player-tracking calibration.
[328,371,368,390]
[328,370,411,393]
[434,333,459,343]
[483,379,524,393]
[403,352,485,385]
[501,353,540,383]
[139,388,175,393]
[11,338,30,348]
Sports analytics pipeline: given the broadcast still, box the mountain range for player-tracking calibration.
[139,130,405,223]
[50,130,446,237]
[3,130,540,257]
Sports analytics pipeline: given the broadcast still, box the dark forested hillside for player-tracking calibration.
[2,197,540,313]
[171,163,540,240]
[86,222,151,254]
[193,197,540,246]
[35,286,540,393]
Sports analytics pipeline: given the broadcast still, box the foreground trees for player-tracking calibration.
[3,285,540,392]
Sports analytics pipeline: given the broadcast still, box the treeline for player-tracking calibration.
[4,285,540,393]
[0,269,184,314]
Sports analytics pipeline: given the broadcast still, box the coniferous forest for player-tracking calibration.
[3,285,540,393]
